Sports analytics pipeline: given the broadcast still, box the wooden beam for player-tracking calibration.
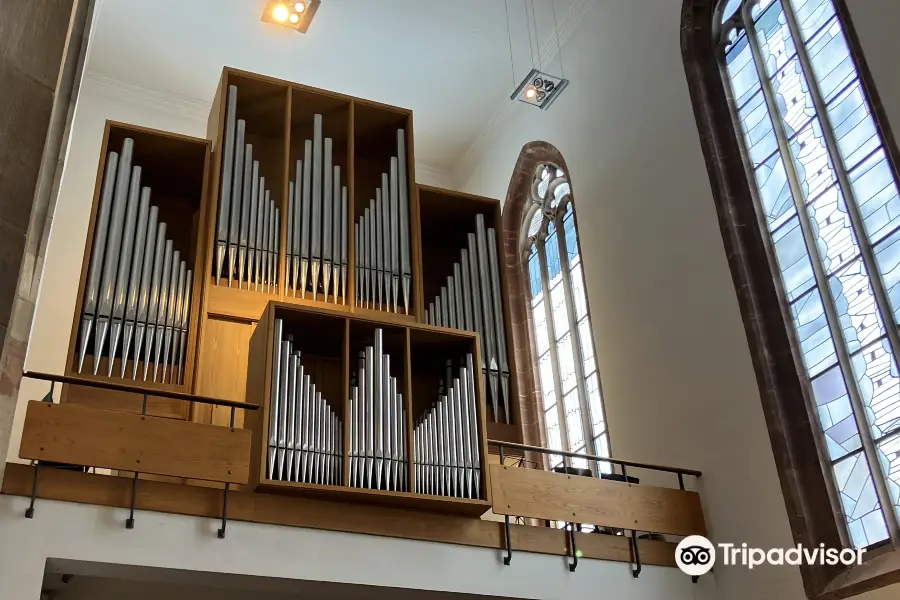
[2,463,677,567]
[19,401,251,484]
[490,465,706,537]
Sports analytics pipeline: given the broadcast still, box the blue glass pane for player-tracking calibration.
[876,434,900,523]
[738,90,779,167]
[807,17,855,103]
[812,364,860,460]
[828,82,880,173]
[833,452,889,548]
[851,150,900,246]
[725,35,761,108]
[791,0,836,42]
[563,212,578,264]
[720,0,742,23]
[755,152,796,230]
[772,216,815,300]
[545,224,562,281]
[790,288,838,376]
[874,230,900,322]
[528,247,542,299]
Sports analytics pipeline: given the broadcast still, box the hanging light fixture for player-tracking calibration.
[262,0,321,33]
[506,0,569,110]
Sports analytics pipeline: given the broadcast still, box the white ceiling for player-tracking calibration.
[84,0,581,174]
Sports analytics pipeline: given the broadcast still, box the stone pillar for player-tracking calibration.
[0,0,82,482]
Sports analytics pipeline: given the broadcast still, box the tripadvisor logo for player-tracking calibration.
[675,535,864,576]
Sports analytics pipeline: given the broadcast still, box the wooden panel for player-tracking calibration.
[258,479,489,517]
[61,383,187,420]
[194,316,256,428]
[19,401,251,484]
[2,463,678,568]
[490,464,706,536]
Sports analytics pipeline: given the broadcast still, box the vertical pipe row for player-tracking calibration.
[77,138,194,385]
[355,130,411,314]
[266,318,343,484]
[413,353,481,498]
[348,328,408,491]
[288,115,348,303]
[424,216,511,424]
[212,85,281,293]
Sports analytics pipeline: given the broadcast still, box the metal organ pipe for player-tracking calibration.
[78,138,195,386]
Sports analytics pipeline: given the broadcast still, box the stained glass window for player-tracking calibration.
[718,0,900,548]
[522,165,609,473]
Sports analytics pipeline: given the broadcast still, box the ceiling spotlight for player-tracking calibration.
[262,0,320,33]
[273,3,289,22]
[512,68,569,110]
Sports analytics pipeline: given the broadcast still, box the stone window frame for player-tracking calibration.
[682,0,900,596]
[500,142,610,468]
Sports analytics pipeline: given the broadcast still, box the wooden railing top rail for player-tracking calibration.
[487,440,702,478]
[23,371,260,411]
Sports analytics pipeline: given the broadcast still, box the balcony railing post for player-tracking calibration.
[217,406,237,539]
[126,393,148,529]
[25,381,57,519]
[567,522,578,571]
[499,444,513,565]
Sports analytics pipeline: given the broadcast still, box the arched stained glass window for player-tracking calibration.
[522,165,609,473]
[718,0,900,548]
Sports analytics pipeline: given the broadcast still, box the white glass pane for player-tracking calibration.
[545,407,563,452]
[564,389,584,450]
[594,433,612,473]
[570,264,588,320]
[538,353,557,410]
[551,278,569,339]
[557,333,578,393]
[850,339,900,439]
[586,372,606,439]
[570,445,588,470]
[533,300,550,356]
[578,318,596,376]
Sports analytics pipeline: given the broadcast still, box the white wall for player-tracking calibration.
[0,496,715,600]
[451,1,900,599]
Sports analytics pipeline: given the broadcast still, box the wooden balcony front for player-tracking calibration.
[2,372,706,575]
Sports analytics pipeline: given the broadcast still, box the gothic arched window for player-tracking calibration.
[521,164,609,472]
[716,0,900,551]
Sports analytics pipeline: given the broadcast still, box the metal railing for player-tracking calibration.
[21,370,259,537]
[487,440,702,579]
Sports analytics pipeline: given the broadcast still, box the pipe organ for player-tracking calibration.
[355,130,411,314]
[423,214,511,425]
[65,67,519,512]
[73,132,204,389]
[214,85,282,293]
[267,317,343,484]
[286,114,349,303]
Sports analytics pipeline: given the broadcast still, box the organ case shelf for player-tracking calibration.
[63,121,210,417]
[416,185,521,445]
[245,301,491,515]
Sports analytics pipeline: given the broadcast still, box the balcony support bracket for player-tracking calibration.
[217,407,237,539]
